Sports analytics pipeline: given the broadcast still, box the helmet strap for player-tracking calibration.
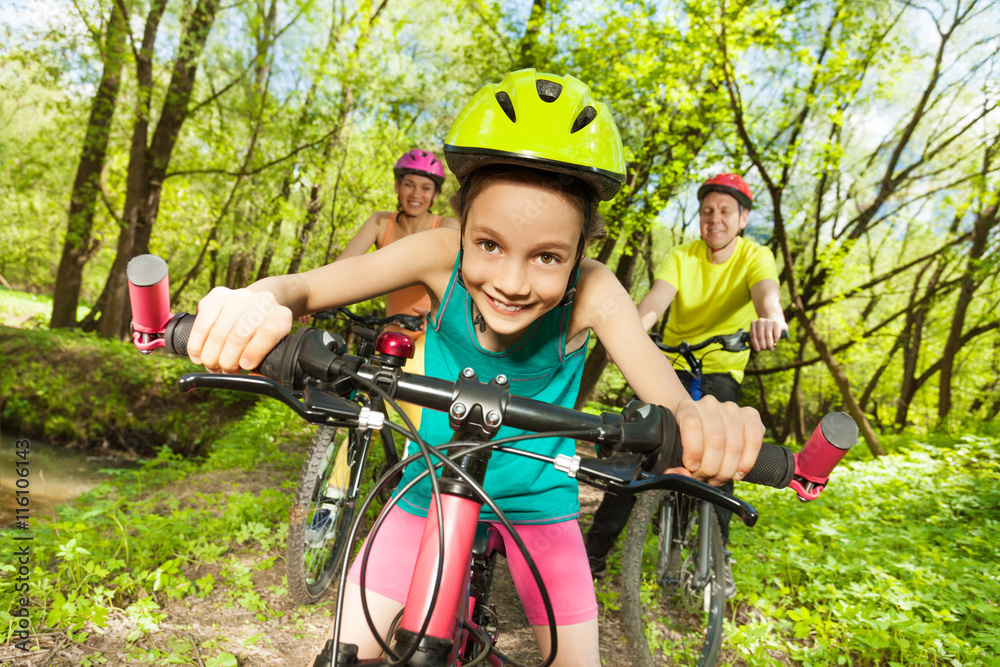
[558,200,591,307]
[456,180,473,289]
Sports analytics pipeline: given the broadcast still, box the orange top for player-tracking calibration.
[379,213,442,338]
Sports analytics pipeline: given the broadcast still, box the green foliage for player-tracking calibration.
[0,289,89,329]
[0,325,254,455]
[201,399,308,473]
[721,433,1000,665]
[0,443,295,644]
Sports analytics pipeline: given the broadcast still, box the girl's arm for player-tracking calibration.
[572,260,763,485]
[188,229,459,373]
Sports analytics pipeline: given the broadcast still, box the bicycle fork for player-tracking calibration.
[658,497,714,601]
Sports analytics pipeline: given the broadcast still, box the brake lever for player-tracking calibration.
[577,458,759,526]
[719,329,750,352]
[608,473,760,527]
[178,373,360,424]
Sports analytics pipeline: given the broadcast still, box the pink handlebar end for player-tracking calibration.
[791,412,859,502]
[127,254,173,334]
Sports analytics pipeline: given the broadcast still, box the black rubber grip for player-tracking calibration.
[163,311,307,388]
[742,442,795,488]
[164,313,195,356]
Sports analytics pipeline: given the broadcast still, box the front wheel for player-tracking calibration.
[621,491,726,666]
[287,426,360,605]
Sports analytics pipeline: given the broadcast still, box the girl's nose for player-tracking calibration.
[492,260,530,297]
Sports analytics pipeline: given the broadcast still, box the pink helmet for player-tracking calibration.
[393,150,446,187]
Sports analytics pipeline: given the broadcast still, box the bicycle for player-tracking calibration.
[125,255,854,667]
[287,306,423,605]
[620,330,855,667]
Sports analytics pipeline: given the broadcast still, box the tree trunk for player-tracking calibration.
[50,2,128,329]
[79,0,168,333]
[770,191,884,456]
[783,342,807,444]
[257,1,387,280]
[894,257,948,428]
[90,0,220,338]
[937,201,997,419]
[287,182,324,275]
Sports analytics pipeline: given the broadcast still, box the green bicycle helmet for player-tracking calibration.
[444,69,627,201]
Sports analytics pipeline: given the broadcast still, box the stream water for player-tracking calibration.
[0,434,140,525]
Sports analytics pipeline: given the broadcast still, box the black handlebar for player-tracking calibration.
[163,314,797,517]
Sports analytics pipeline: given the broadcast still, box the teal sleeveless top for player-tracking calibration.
[394,258,588,524]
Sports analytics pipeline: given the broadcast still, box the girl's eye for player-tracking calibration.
[480,240,499,254]
[537,253,561,265]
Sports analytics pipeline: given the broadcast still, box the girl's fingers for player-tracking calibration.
[675,398,764,487]
[711,401,746,484]
[737,406,765,480]
[199,291,256,373]
[694,397,728,482]
[674,399,704,475]
[187,287,230,365]
[237,305,293,370]
[190,289,291,373]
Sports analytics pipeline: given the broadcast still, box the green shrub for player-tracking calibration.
[1,326,255,456]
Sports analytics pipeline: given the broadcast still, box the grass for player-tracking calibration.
[720,432,1000,666]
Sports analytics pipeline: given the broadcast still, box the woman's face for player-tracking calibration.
[461,179,583,348]
[395,173,438,217]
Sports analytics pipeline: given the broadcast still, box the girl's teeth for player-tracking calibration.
[492,297,523,313]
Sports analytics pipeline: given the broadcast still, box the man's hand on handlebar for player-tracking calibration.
[674,396,765,487]
[187,286,294,373]
[749,318,787,352]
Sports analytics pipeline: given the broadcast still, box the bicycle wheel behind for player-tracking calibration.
[621,490,727,666]
[288,426,361,605]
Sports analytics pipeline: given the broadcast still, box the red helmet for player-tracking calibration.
[697,173,753,210]
[393,150,446,187]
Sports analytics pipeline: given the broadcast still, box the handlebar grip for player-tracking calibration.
[742,442,795,488]
[159,310,342,392]
[164,313,196,356]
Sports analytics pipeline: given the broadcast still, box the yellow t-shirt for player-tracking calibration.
[655,237,778,383]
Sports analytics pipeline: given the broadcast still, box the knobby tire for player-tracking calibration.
[621,490,726,666]
[287,426,360,605]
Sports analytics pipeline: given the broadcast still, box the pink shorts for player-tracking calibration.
[347,505,597,626]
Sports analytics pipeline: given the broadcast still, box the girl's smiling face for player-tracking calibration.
[461,179,583,349]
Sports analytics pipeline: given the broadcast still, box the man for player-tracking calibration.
[586,173,786,597]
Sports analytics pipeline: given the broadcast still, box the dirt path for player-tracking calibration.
[7,450,633,667]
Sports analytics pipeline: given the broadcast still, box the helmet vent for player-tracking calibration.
[494,91,516,122]
[571,106,597,133]
[536,79,562,102]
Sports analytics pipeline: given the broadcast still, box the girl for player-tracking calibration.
[187,70,765,666]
